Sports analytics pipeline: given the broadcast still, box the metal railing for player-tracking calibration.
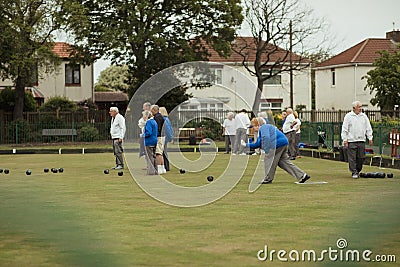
[299,122,399,156]
[1,110,399,155]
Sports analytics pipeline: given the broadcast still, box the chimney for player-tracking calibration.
[386,30,400,43]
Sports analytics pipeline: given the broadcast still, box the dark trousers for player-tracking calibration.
[295,133,301,156]
[285,131,296,157]
[112,139,124,167]
[163,142,170,171]
[145,146,157,175]
[224,135,235,153]
[139,136,146,157]
[347,142,365,174]
[234,128,247,154]
[263,146,305,182]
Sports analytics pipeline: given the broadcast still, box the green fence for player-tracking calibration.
[2,120,110,144]
[300,122,400,156]
[1,109,399,158]
[0,110,111,144]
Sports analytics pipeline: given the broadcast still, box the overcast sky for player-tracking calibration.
[94,0,400,81]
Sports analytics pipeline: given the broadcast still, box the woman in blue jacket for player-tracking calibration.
[142,115,159,175]
[160,107,173,172]
[243,117,310,184]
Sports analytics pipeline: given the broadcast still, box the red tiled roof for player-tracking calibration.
[52,42,74,58]
[95,92,129,102]
[207,37,307,64]
[317,38,399,68]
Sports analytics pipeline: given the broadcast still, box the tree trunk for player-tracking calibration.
[252,75,264,114]
[13,75,25,120]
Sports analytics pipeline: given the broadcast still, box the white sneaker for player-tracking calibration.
[114,165,124,170]
[232,153,237,155]
[239,153,247,155]
[157,166,166,174]
[352,173,359,179]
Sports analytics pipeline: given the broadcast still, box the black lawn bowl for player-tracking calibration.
[179,169,186,174]
[4,169,9,174]
[360,172,386,178]
[104,169,110,174]
[44,168,49,173]
[387,173,393,178]
[0,168,3,173]
[207,175,214,182]
[58,168,64,173]
[118,171,123,176]
[26,170,32,175]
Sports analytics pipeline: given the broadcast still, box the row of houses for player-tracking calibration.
[1,30,399,112]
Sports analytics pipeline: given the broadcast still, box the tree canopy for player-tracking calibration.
[67,0,243,109]
[364,49,400,111]
[95,65,130,92]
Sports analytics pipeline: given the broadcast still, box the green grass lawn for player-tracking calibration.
[0,153,399,267]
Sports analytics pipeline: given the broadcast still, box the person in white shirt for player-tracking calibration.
[293,111,302,158]
[341,101,373,178]
[282,108,297,160]
[222,112,236,154]
[233,109,250,155]
[109,107,126,170]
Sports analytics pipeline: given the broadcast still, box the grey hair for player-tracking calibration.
[258,111,267,118]
[352,101,361,107]
[142,110,152,118]
[110,107,119,113]
[227,112,234,118]
[257,117,266,126]
[151,104,159,111]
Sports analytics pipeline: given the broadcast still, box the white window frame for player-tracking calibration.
[262,70,282,86]
[214,69,222,85]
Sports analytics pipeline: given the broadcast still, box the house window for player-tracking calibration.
[200,103,208,110]
[259,101,282,111]
[262,70,281,85]
[271,103,282,109]
[331,68,335,86]
[29,64,38,86]
[217,103,223,110]
[209,103,216,110]
[214,69,222,85]
[65,64,81,85]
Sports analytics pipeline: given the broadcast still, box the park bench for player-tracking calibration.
[174,128,204,144]
[42,129,77,136]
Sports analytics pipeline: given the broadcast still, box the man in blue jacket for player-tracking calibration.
[142,114,159,175]
[242,117,310,184]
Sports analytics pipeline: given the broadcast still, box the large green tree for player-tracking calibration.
[95,65,130,92]
[0,0,91,120]
[364,49,400,111]
[67,0,243,107]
